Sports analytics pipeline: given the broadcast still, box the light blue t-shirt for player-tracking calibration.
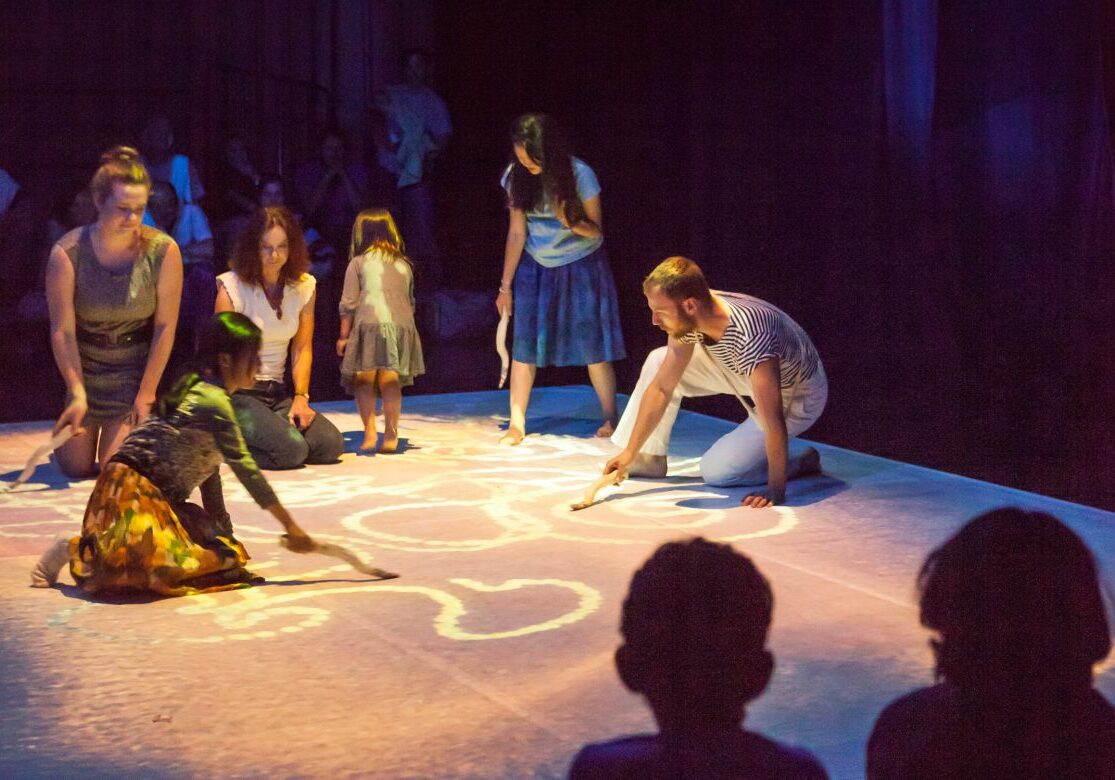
[501,157,603,267]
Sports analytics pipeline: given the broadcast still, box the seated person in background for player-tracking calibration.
[139,115,205,206]
[258,175,337,279]
[867,507,1115,779]
[148,180,215,365]
[570,537,829,779]
[19,187,96,322]
[215,206,344,469]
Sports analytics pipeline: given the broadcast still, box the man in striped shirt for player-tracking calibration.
[606,256,827,508]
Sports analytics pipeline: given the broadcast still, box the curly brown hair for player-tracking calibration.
[228,206,310,288]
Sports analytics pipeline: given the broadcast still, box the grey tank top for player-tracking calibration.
[61,225,171,341]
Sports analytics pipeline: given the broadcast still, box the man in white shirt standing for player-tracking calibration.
[605,256,827,508]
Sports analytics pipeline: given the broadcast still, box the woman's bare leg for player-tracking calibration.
[501,360,536,445]
[354,371,379,451]
[587,361,618,437]
[98,420,132,466]
[54,425,100,479]
[377,371,402,453]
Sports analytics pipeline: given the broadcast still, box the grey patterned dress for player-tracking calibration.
[58,225,173,423]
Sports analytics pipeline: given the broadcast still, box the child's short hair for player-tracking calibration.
[623,537,773,672]
[350,208,406,261]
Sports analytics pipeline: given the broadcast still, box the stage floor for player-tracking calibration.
[1,386,1113,779]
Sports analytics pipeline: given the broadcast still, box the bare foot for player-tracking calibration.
[595,417,617,438]
[498,427,525,446]
[359,434,378,453]
[796,446,822,477]
[628,453,667,478]
[379,429,399,454]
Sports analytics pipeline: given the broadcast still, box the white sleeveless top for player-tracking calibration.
[217,271,315,383]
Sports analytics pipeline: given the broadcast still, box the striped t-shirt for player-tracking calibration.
[679,292,820,390]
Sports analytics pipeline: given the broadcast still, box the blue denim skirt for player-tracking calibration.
[512,245,627,367]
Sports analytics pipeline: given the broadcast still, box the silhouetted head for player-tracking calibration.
[258,175,285,208]
[89,146,151,233]
[146,180,179,232]
[320,129,347,169]
[919,507,1112,692]
[228,206,309,288]
[616,538,775,735]
[350,208,406,262]
[402,48,432,87]
[140,115,174,162]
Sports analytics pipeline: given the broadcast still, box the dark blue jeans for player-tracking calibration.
[231,381,344,469]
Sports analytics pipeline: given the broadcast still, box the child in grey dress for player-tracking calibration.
[337,209,425,453]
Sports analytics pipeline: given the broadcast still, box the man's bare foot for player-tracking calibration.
[498,427,525,446]
[595,417,617,438]
[358,436,378,453]
[796,446,822,477]
[628,453,667,478]
[379,429,399,454]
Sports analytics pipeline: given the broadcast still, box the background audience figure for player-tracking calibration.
[147,180,215,372]
[215,206,343,469]
[139,115,205,208]
[293,129,368,264]
[18,187,96,323]
[867,507,1115,779]
[46,146,182,477]
[212,136,262,262]
[258,175,337,279]
[377,49,451,286]
[0,165,35,313]
[570,537,829,779]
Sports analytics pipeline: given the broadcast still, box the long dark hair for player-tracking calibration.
[158,312,262,417]
[506,113,587,226]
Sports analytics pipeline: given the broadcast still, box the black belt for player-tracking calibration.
[76,322,153,348]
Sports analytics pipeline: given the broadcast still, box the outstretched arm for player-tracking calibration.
[604,338,694,475]
[742,357,788,508]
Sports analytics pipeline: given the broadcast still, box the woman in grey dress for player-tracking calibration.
[46,146,183,477]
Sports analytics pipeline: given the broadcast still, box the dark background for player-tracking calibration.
[2,0,1113,509]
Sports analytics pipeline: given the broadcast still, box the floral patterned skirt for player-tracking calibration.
[69,462,256,597]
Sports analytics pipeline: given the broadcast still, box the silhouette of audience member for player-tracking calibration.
[139,115,205,207]
[258,175,336,279]
[18,187,96,323]
[0,166,35,310]
[377,49,451,285]
[293,129,368,263]
[213,136,262,261]
[570,537,829,779]
[147,181,215,366]
[867,507,1115,779]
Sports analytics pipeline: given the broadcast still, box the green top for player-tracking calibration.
[111,380,278,513]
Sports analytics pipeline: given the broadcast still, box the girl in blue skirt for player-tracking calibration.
[495,113,626,445]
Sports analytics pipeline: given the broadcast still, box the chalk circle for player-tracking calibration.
[340,500,553,552]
